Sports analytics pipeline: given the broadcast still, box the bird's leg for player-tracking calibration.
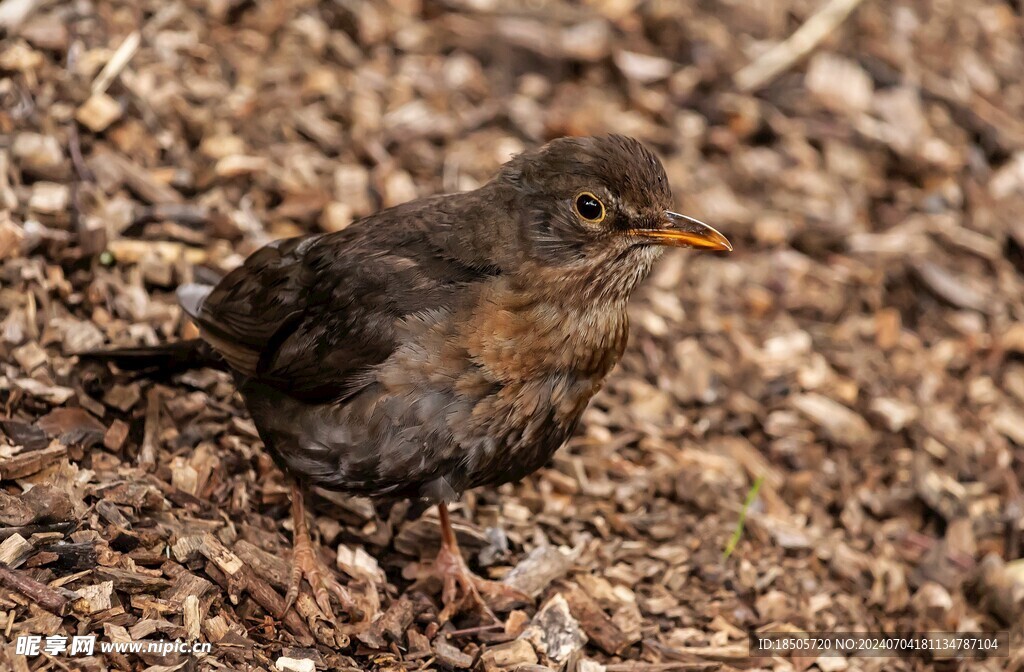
[435,501,490,622]
[433,501,529,623]
[283,483,356,618]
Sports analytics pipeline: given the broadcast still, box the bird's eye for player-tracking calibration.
[573,192,605,224]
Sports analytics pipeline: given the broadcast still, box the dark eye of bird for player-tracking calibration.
[574,192,605,223]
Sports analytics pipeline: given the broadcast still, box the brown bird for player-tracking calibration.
[91,135,731,623]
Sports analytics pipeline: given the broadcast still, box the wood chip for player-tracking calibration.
[215,155,269,178]
[357,594,414,649]
[103,419,130,451]
[93,566,171,593]
[520,593,587,666]
[502,545,574,598]
[563,584,632,655]
[791,393,876,450]
[275,657,316,672]
[28,182,69,214]
[0,443,68,479]
[76,92,122,132]
[0,534,34,567]
[75,580,115,614]
[481,638,539,671]
[912,260,989,312]
[433,639,475,669]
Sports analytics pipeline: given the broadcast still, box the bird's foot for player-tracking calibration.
[433,541,530,624]
[284,483,358,621]
[284,530,357,618]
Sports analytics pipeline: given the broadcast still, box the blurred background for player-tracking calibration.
[2,0,1024,670]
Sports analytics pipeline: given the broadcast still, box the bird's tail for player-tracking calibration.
[80,339,224,376]
[81,283,221,377]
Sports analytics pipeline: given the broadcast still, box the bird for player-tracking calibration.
[88,134,732,624]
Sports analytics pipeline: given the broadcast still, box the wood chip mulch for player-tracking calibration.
[2,1,1024,671]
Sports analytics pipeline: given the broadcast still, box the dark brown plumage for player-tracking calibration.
[91,134,731,623]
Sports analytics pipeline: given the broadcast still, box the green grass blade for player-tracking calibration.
[722,475,764,560]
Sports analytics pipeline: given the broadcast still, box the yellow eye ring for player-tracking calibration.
[573,192,605,224]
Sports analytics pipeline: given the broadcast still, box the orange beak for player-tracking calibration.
[627,211,733,251]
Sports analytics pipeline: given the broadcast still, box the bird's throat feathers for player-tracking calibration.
[463,275,630,383]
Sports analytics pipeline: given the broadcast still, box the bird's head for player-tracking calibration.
[497,134,731,301]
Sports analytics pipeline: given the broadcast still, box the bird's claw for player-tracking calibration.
[434,542,530,624]
[284,530,356,619]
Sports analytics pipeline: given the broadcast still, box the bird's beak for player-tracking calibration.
[627,212,733,251]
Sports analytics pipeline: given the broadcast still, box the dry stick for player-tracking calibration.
[734,0,867,92]
[91,30,141,95]
[0,562,70,616]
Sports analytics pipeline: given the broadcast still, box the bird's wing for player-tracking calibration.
[191,229,494,403]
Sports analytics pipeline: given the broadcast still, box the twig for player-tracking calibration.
[734,0,866,92]
[0,562,70,616]
[446,622,503,636]
[67,124,92,183]
[91,30,141,95]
